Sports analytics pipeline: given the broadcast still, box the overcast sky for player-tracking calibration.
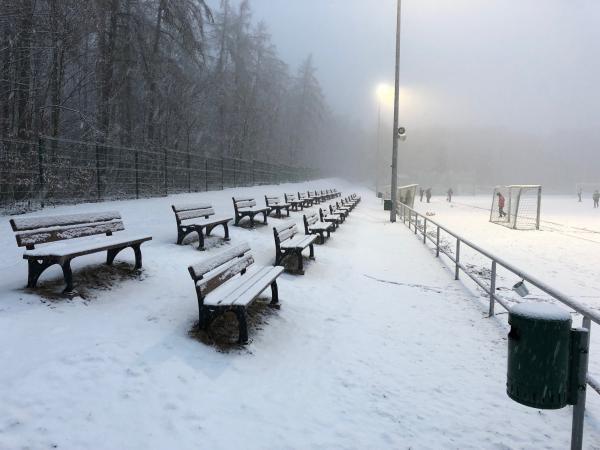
[237,0,600,136]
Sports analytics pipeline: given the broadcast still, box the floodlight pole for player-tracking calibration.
[390,0,402,222]
[376,102,381,194]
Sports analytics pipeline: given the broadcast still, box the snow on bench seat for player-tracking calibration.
[23,233,152,258]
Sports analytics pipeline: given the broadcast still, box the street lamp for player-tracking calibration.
[375,83,394,195]
[390,0,402,222]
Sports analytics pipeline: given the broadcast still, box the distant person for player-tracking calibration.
[594,190,600,208]
[447,188,454,203]
[578,187,583,203]
[497,192,506,217]
[426,188,432,203]
[419,188,424,202]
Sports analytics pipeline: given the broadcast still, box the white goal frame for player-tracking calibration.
[397,184,418,208]
[490,185,542,230]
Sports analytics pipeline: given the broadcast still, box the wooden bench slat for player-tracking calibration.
[281,234,317,249]
[204,265,284,307]
[235,200,257,208]
[10,211,121,232]
[172,203,212,213]
[16,220,125,247]
[188,243,251,279]
[23,233,152,258]
[176,208,216,221]
[197,253,255,297]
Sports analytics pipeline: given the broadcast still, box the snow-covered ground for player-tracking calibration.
[1,182,600,449]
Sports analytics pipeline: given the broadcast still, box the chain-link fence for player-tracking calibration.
[0,136,319,213]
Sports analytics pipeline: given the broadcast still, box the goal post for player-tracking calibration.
[490,185,541,230]
[397,184,418,208]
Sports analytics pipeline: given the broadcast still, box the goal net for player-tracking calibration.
[397,184,418,208]
[490,185,541,230]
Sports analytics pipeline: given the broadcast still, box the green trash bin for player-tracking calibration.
[507,303,572,409]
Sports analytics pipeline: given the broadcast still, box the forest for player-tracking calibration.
[0,0,334,168]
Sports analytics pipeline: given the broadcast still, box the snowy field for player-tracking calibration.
[2,181,600,449]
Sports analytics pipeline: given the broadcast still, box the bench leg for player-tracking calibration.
[319,232,325,245]
[263,211,268,224]
[132,244,143,269]
[296,251,304,275]
[176,228,185,245]
[270,281,279,305]
[309,244,315,260]
[249,215,255,228]
[26,259,54,289]
[61,259,74,293]
[235,307,249,344]
[286,207,290,217]
[223,223,230,241]
[197,231,205,251]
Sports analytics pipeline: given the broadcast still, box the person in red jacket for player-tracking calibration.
[497,192,506,217]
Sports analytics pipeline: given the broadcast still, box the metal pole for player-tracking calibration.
[536,186,542,230]
[489,261,497,317]
[135,149,139,199]
[436,226,440,257]
[423,218,427,243]
[455,239,461,280]
[571,326,590,450]
[37,136,45,208]
[376,102,381,195]
[389,0,402,223]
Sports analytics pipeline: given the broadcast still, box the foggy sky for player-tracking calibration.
[240,0,600,136]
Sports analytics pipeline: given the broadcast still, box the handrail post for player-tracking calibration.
[571,326,590,450]
[489,261,497,317]
[415,214,418,234]
[455,239,461,280]
[436,226,440,257]
[423,218,427,243]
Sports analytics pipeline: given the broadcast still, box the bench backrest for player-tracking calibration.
[233,197,257,209]
[319,208,330,220]
[265,195,283,206]
[10,211,124,249]
[274,221,299,244]
[188,243,254,298]
[172,203,215,224]
[298,192,308,200]
[303,212,319,233]
[285,193,297,202]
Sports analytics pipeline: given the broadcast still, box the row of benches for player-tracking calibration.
[9,190,359,344]
[174,190,343,251]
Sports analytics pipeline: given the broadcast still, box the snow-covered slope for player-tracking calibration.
[1,182,599,449]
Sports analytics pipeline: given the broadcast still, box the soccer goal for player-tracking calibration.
[490,185,541,230]
[397,184,418,208]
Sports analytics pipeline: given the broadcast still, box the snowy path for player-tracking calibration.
[1,182,600,449]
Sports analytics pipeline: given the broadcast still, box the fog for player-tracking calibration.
[243,0,600,192]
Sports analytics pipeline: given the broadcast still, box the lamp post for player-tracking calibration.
[390,0,402,222]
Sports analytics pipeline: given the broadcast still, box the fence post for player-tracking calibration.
[423,218,427,243]
[489,261,497,316]
[37,137,45,208]
[455,239,461,280]
[135,149,140,199]
[221,157,224,190]
[415,215,418,235]
[187,147,191,193]
[204,158,208,192]
[163,147,168,196]
[95,143,102,200]
[436,226,440,257]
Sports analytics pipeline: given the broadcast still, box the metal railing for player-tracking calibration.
[396,202,600,396]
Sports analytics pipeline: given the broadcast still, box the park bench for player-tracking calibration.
[273,221,317,275]
[284,193,305,211]
[10,211,152,293]
[330,204,348,221]
[172,203,232,251]
[320,207,342,228]
[322,190,336,201]
[303,211,334,244]
[335,200,352,215]
[340,198,356,212]
[332,189,341,198]
[297,192,314,208]
[188,243,284,344]
[232,197,271,227]
[307,191,323,204]
[265,195,291,218]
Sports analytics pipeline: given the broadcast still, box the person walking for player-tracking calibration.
[594,190,600,208]
[497,192,506,217]
[425,188,432,203]
[578,187,583,203]
[447,188,454,203]
[419,188,424,202]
